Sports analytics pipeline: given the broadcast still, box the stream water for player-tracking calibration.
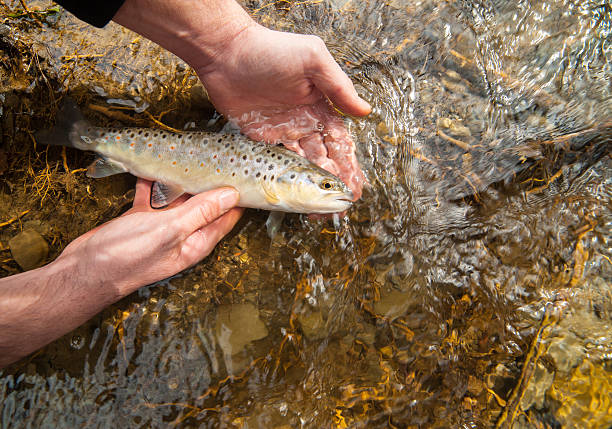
[0,0,610,428]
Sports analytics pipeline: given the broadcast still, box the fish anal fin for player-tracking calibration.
[87,158,127,178]
[151,182,184,209]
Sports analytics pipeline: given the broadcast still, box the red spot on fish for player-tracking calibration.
[148,143,152,147]
[213,155,217,159]
[130,143,135,147]
[170,146,175,150]
[116,136,121,140]
[172,161,177,165]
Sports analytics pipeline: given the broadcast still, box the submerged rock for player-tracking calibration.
[8,229,49,270]
[547,331,584,375]
[297,309,326,340]
[215,302,269,356]
[519,362,554,411]
[373,289,417,320]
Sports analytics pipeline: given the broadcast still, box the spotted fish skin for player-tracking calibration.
[68,123,354,214]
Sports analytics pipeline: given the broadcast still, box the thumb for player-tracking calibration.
[171,187,240,234]
[310,49,371,116]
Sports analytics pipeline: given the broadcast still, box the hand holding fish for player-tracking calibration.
[0,181,242,368]
[0,0,371,368]
[196,25,371,199]
[59,180,243,292]
[113,0,371,198]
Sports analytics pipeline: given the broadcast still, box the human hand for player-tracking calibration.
[113,0,370,198]
[57,179,243,295]
[195,24,371,199]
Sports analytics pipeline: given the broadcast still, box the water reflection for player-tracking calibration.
[1,0,610,427]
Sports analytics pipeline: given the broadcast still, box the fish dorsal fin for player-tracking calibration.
[86,157,127,178]
[150,182,184,209]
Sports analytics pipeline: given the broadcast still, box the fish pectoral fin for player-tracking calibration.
[262,181,280,206]
[86,157,127,178]
[150,182,184,209]
[265,211,285,239]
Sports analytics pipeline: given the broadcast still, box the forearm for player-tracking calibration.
[0,186,242,368]
[0,257,123,368]
[112,0,255,70]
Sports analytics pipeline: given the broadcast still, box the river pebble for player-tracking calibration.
[8,229,49,270]
[215,302,268,356]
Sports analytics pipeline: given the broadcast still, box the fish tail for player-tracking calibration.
[36,99,91,150]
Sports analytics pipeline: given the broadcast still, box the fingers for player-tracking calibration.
[180,207,244,264]
[239,100,365,199]
[298,134,340,176]
[323,132,365,200]
[170,187,240,234]
[308,39,371,117]
[281,140,307,157]
[132,178,153,209]
[240,107,320,144]
[130,179,189,213]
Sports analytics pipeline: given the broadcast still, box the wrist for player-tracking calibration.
[53,251,127,303]
[113,0,255,71]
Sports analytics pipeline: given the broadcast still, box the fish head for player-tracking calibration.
[270,165,354,214]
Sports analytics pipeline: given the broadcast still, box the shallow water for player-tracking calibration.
[1,0,611,428]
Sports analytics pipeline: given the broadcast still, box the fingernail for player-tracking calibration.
[218,188,239,209]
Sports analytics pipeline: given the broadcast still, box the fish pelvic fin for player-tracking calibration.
[86,157,128,178]
[150,182,184,209]
[35,98,91,150]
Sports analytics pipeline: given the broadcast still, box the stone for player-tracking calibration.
[8,229,49,270]
[297,309,326,340]
[215,302,268,356]
[436,117,453,129]
[547,331,584,375]
[519,362,554,410]
[449,121,472,137]
[436,117,472,137]
[0,24,10,38]
[373,289,416,320]
[355,323,377,345]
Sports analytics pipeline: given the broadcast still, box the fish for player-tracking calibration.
[37,102,355,214]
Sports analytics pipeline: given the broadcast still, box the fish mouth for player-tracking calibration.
[337,191,355,202]
[331,195,355,210]
[307,194,353,214]
[331,191,354,207]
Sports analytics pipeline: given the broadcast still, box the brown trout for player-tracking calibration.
[38,103,354,213]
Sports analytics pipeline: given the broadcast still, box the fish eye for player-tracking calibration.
[320,180,334,190]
